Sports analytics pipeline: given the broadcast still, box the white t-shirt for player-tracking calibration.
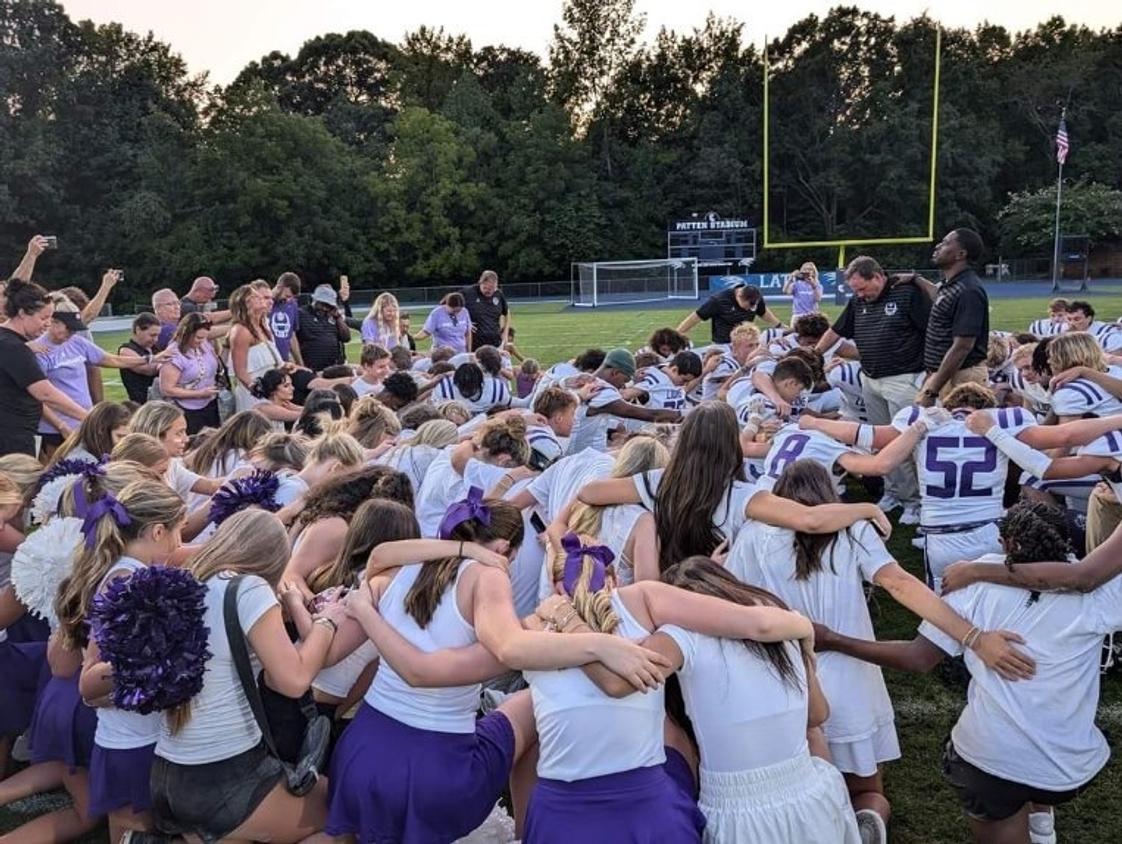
[165,458,201,502]
[414,450,461,538]
[526,449,615,523]
[632,468,755,544]
[351,377,383,398]
[566,379,624,454]
[919,555,1119,790]
[274,472,309,508]
[661,626,808,772]
[156,574,278,764]
[375,444,443,499]
[728,520,896,744]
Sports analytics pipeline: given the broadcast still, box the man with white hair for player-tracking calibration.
[151,288,182,352]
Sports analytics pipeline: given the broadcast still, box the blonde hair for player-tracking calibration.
[568,436,669,538]
[55,479,186,650]
[0,473,21,509]
[0,454,45,503]
[366,292,400,339]
[986,335,1011,369]
[729,323,760,344]
[436,401,471,426]
[550,532,619,634]
[111,433,168,469]
[1011,342,1037,365]
[168,509,290,733]
[130,401,184,440]
[798,262,819,283]
[307,431,364,469]
[477,415,530,466]
[1048,332,1105,374]
[249,432,308,472]
[410,419,458,448]
[347,397,402,448]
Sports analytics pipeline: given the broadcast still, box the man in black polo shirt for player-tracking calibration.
[912,228,990,406]
[295,284,352,373]
[815,256,931,521]
[676,284,782,344]
[462,270,509,350]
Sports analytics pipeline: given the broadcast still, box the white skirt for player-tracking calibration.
[699,751,860,844]
[828,717,901,777]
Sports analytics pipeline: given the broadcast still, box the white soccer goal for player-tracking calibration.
[570,258,699,308]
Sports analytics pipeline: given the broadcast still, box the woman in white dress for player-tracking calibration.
[228,284,283,413]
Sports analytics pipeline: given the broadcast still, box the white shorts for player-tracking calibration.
[699,751,860,844]
[924,523,1002,594]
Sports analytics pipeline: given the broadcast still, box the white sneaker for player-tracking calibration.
[900,503,922,525]
[1029,809,1056,844]
[876,494,902,513]
[856,809,887,844]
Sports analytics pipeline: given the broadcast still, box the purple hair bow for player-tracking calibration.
[439,486,491,540]
[73,483,131,548]
[560,532,615,596]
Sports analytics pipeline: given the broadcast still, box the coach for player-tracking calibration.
[815,256,930,520]
[912,228,990,406]
[676,283,782,344]
[462,270,510,349]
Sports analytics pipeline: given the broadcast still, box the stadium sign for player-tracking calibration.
[671,212,751,232]
[710,272,843,296]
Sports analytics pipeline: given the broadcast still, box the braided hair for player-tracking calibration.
[1000,500,1071,565]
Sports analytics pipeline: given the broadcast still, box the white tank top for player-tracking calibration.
[598,504,646,586]
[366,560,481,733]
[93,557,162,749]
[526,592,665,781]
[314,640,379,699]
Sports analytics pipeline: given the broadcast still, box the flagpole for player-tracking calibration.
[1051,108,1066,293]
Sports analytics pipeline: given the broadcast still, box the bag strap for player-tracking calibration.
[222,575,282,760]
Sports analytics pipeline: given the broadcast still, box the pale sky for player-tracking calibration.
[61,0,1119,85]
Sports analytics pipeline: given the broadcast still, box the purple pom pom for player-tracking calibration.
[36,456,105,492]
[207,470,281,526]
[89,566,211,715]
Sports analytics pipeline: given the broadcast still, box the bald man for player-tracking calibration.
[180,276,231,324]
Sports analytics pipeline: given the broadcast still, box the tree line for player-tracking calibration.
[2,0,1121,305]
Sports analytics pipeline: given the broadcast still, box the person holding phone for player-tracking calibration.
[783,261,822,324]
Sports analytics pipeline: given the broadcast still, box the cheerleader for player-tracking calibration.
[325,495,671,843]
[729,460,1036,843]
[150,510,346,843]
[182,409,272,481]
[55,479,186,843]
[822,502,1111,844]
[374,419,459,495]
[48,401,133,465]
[129,401,225,500]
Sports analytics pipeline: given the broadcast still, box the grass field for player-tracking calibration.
[6,293,1122,843]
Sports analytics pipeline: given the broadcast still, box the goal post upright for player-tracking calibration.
[762,26,943,269]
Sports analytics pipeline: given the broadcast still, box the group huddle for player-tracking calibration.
[4,257,1122,844]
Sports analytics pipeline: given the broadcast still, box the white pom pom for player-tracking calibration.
[10,518,84,629]
[454,803,516,843]
[30,475,79,526]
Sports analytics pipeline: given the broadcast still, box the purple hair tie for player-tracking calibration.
[73,483,131,548]
[439,486,491,540]
[560,532,615,596]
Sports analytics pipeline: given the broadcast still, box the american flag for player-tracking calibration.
[1056,118,1070,165]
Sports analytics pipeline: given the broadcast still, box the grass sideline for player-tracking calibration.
[5,294,1122,843]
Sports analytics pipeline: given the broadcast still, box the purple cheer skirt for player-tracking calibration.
[326,703,515,843]
[4,613,51,644]
[523,748,706,844]
[89,742,156,817]
[0,639,48,736]
[29,673,97,770]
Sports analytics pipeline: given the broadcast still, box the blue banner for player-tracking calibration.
[709,272,843,296]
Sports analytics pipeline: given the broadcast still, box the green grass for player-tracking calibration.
[6,293,1122,842]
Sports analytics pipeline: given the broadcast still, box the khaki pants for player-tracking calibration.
[938,364,989,401]
[1086,484,1122,553]
[861,371,924,504]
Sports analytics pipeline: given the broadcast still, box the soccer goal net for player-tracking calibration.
[570,258,699,308]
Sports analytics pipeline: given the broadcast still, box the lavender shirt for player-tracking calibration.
[163,341,219,410]
[361,319,399,350]
[270,299,300,361]
[35,334,105,433]
[789,279,820,318]
[423,306,471,354]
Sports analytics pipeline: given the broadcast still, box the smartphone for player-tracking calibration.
[530,512,547,534]
[44,236,58,250]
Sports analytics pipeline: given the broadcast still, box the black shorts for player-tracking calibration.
[941,740,1091,821]
[151,742,284,843]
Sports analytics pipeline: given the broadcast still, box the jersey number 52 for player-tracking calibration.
[924,436,998,499]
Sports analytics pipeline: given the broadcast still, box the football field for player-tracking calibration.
[6,293,1122,842]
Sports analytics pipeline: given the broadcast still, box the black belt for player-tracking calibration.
[921,519,998,536]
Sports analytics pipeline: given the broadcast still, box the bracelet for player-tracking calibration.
[313,617,338,635]
[550,607,579,632]
[961,626,981,650]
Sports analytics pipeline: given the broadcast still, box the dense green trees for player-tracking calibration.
[2,0,1119,304]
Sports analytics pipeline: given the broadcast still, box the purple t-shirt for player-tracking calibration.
[270,299,300,361]
[156,321,177,352]
[35,334,105,433]
[361,319,399,350]
[789,279,820,318]
[423,306,471,354]
[162,341,219,410]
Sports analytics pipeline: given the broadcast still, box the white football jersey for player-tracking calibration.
[827,361,868,422]
[894,406,1035,527]
[1050,366,1122,418]
[1029,318,1067,337]
[634,366,686,410]
[702,353,740,402]
[1077,430,1122,502]
[754,425,851,492]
